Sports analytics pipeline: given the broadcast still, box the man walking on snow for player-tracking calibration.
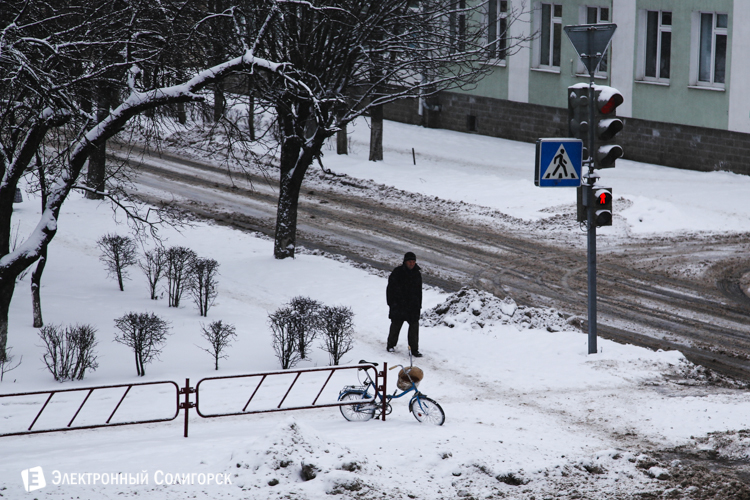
[386,252,423,357]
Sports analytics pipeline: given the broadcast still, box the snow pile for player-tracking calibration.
[690,429,750,461]
[421,287,581,332]
[231,418,373,498]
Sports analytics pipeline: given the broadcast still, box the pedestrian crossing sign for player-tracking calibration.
[534,139,583,187]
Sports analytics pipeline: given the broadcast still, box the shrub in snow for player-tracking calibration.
[0,346,21,382]
[287,296,323,360]
[199,320,236,370]
[96,234,137,291]
[318,305,355,366]
[38,324,98,381]
[165,246,197,307]
[113,312,170,376]
[269,306,302,369]
[189,257,219,316]
[139,247,167,300]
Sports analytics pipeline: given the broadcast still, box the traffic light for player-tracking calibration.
[592,186,612,226]
[567,84,589,161]
[593,86,624,169]
[577,186,613,226]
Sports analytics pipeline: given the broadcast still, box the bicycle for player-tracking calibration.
[338,359,445,425]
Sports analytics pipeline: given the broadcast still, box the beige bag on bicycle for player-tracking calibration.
[397,366,424,390]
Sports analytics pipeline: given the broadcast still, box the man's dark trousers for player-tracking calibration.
[387,319,419,353]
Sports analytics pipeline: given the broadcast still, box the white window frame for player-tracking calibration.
[575,5,610,78]
[532,2,562,72]
[636,10,672,84]
[689,11,728,89]
[450,0,467,54]
[487,0,509,65]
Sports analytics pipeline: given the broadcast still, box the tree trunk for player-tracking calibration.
[0,281,15,363]
[86,85,111,200]
[273,169,303,259]
[369,104,383,161]
[248,79,256,141]
[31,245,47,328]
[337,121,348,155]
[213,82,225,122]
[177,102,187,125]
[273,112,316,260]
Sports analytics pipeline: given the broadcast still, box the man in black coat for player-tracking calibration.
[386,251,423,357]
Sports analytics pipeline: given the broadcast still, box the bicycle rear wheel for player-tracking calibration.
[339,392,377,421]
[410,396,445,425]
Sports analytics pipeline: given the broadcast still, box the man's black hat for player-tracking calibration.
[403,252,417,262]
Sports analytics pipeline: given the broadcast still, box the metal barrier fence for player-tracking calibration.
[0,362,385,439]
[0,380,180,438]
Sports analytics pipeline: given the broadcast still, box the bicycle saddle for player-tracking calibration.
[358,360,378,366]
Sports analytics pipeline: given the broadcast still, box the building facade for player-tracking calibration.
[385,0,750,175]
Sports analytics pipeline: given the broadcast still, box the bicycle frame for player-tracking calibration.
[339,363,428,419]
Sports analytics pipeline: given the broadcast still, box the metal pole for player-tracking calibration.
[586,29,598,355]
[381,363,388,421]
[183,378,190,437]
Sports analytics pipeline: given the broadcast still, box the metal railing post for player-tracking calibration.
[380,363,388,421]
[180,378,195,437]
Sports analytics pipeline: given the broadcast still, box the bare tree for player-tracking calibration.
[31,154,49,327]
[139,247,167,300]
[114,312,170,376]
[165,246,197,307]
[269,306,301,370]
[190,257,219,316]
[199,320,237,370]
[0,0,287,362]
[319,305,355,366]
[288,296,322,360]
[38,324,99,381]
[238,0,531,259]
[97,234,138,291]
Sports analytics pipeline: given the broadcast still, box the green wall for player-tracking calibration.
[631,0,732,129]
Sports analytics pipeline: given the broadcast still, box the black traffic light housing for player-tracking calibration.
[568,84,590,161]
[577,186,613,227]
[593,86,624,169]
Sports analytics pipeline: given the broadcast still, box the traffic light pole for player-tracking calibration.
[585,59,598,355]
[564,22,620,355]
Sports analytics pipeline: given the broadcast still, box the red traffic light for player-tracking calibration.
[600,93,624,114]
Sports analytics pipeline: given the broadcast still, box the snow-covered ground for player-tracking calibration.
[2,118,750,499]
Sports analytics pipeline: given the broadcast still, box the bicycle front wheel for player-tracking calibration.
[410,396,445,425]
[339,392,377,422]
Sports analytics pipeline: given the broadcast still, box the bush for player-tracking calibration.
[269,307,301,369]
[97,234,137,291]
[139,247,167,300]
[165,246,196,307]
[199,320,236,370]
[190,258,219,316]
[319,306,355,365]
[113,312,170,376]
[38,324,98,381]
[288,296,322,359]
[0,346,22,382]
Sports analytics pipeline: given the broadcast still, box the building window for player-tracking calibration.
[488,0,509,62]
[587,6,609,74]
[699,13,727,85]
[645,11,672,80]
[450,0,467,53]
[537,3,562,69]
